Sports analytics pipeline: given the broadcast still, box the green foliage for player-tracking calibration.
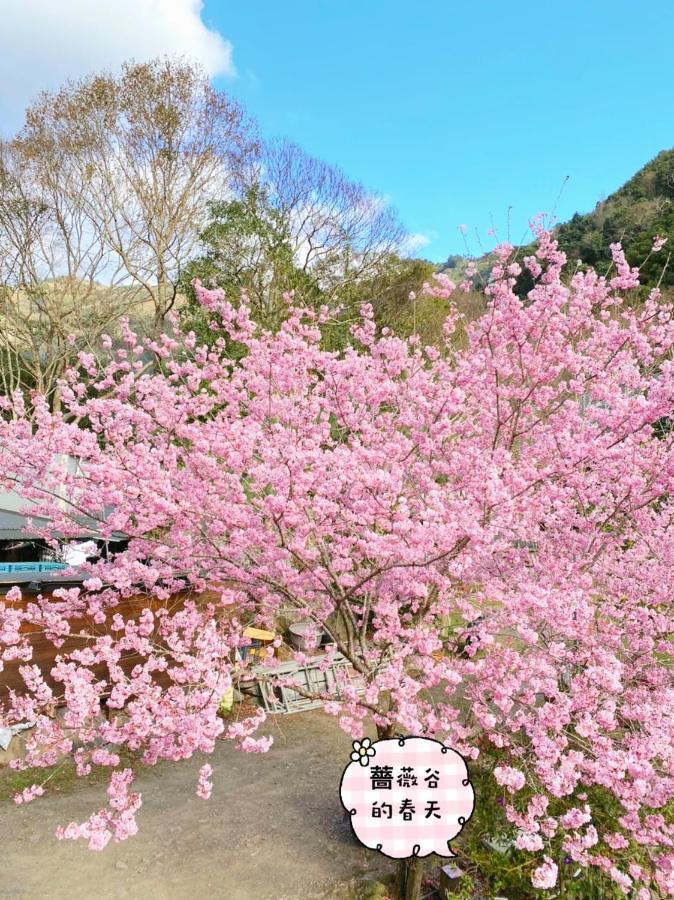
[0,747,141,801]
[355,880,391,900]
[0,761,79,800]
[360,257,436,337]
[453,751,653,898]
[181,192,441,350]
[554,149,674,290]
[439,149,674,305]
[183,149,674,360]
[442,873,476,900]
[180,183,323,340]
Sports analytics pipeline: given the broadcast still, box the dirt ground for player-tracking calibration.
[0,712,394,900]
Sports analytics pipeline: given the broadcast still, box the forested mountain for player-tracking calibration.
[439,149,674,292]
[555,148,674,287]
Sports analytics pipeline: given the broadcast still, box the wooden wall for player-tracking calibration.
[1,589,192,705]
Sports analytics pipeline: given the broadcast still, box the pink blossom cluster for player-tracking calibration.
[13,784,44,805]
[56,769,140,850]
[531,856,558,889]
[1,230,674,892]
[493,765,526,794]
[196,763,213,800]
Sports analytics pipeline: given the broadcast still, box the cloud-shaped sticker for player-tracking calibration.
[339,736,474,859]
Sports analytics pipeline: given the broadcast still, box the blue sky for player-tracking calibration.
[205,0,674,261]
[2,2,672,262]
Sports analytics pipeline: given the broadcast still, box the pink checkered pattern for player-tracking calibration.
[340,737,474,859]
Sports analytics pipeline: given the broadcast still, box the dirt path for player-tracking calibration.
[0,713,391,900]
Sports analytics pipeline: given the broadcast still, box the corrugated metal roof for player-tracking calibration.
[0,508,126,542]
[0,463,123,541]
[0,508,52,540]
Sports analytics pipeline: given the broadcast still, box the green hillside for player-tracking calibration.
[439,149,674,292]
[555,148,674,287]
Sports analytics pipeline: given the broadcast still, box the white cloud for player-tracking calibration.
[403,232,434,255]
[0,0,235,135]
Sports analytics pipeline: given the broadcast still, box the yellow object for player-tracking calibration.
[242,626,276,662]
[218,687,234,715]
[242,627,275,642]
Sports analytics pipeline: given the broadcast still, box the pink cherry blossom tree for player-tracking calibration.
[1,230,674,898]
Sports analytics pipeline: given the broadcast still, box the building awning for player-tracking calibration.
[0,509,53,541]
[0,508,127,543]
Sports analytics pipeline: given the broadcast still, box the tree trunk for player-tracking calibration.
[397,857,425,900]
[50,357,66,414]
[376,719,425,899]
[153,301,166,339]
[377,723,394,740]
[154,273,170,339]
[51,384,62,414]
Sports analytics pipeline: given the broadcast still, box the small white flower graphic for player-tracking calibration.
[350,738,376,766]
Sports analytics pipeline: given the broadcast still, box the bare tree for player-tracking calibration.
[13,57,258,333]
[261,139,405,293]
[0,141,133,411]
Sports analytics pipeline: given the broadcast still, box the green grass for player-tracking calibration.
[0,761,81,800]
[0,747,142,802]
